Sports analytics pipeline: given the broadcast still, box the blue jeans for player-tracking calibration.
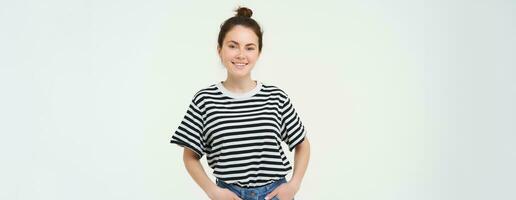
[216,177,294,200]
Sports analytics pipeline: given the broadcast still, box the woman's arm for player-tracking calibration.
[182,148,241,200]
[265,137,311,200]
[289,137,311,189]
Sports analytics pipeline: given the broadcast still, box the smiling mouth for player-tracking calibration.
[232,62,248,68]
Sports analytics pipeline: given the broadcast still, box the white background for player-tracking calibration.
[1,0,515,199]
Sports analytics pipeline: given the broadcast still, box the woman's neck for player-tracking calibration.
[222,76,257,93]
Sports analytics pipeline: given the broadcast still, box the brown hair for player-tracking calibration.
[218,6,263,52]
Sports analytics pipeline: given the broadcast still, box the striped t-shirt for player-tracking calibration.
[170,80,307,187]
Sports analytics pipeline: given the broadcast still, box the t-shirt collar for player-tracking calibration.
[216,80,262,99]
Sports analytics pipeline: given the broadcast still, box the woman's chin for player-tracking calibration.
[229,72,250,78]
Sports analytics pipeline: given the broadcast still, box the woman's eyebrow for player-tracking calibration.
[227,40,257,46]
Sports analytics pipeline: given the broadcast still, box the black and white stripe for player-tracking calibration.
[171,81,307,187]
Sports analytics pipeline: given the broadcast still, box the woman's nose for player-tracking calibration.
[236,49,245,58]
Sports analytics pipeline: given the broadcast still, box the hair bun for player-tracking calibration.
[235,6,253,18]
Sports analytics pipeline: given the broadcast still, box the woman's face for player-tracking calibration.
[218,25,260,78]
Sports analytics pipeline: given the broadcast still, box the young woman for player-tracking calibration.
[170,6,310,200]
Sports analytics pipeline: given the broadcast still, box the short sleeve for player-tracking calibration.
[280,96,307,152]
[170,99,206,158]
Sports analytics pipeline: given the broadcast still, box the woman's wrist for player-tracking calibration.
[287,179,301,192]
[204,183,220,198]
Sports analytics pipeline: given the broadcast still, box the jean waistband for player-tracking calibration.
[216,177,286,189]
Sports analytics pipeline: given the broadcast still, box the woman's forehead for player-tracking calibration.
[224,26,258,45]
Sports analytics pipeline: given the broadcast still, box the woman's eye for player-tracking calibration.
[228,45,236,48]
[247,48,255,51]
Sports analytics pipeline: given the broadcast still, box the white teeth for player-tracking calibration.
[232,62,247,66]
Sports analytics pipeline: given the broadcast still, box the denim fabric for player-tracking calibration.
[216,177,294,200]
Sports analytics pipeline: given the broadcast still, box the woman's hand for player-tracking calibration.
[208,187,242,200]
[265,182,299,200]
